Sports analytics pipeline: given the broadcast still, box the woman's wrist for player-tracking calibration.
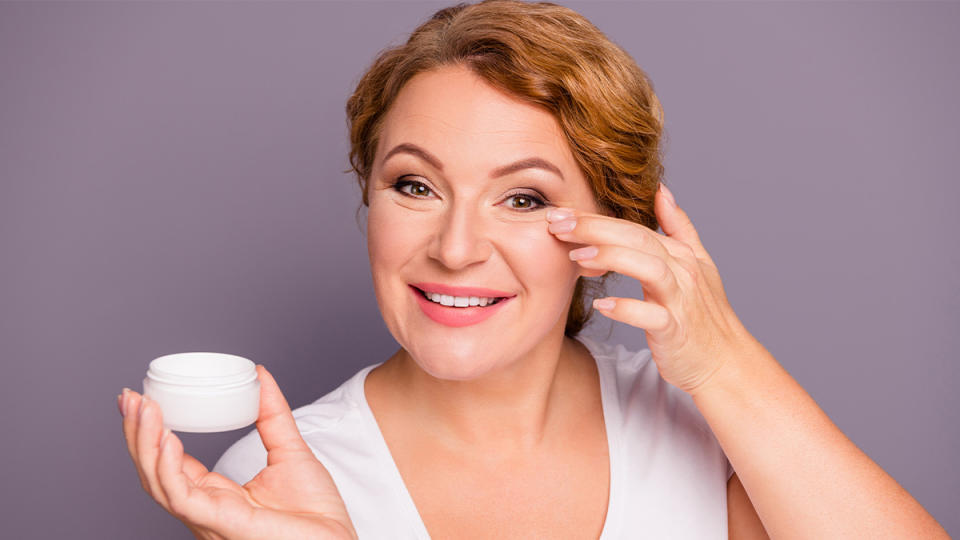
[687,332,774,402]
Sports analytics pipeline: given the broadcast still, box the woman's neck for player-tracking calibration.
[366,332,598,456]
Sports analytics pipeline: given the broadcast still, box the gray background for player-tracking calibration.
[1,1,957,537]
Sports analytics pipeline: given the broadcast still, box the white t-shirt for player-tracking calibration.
[213,335,734,538]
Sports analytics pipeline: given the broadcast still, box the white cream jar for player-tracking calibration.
[142,352,260,433]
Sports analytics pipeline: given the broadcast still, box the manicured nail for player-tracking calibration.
[659,183,676,207]
[593,298,615,310]
[569,246,598,261]
[546,207,574,222]
[548,217,576,233]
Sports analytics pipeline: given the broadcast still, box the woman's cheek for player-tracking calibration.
[500,221,579,283]
[366,200,417,266]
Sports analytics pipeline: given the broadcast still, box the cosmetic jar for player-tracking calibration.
[142,352,260,433]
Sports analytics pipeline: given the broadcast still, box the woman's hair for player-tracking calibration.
[346,0,665,337]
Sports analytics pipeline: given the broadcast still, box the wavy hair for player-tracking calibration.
[346,0,665,337]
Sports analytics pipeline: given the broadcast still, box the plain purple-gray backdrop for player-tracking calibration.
[1,1,957,537]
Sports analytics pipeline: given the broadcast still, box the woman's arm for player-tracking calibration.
[728,472,770,540]
[548,184,948,538]
[693,340,948,539]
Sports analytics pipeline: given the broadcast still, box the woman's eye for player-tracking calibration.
[393,179,433,198]
[505,192,548,211]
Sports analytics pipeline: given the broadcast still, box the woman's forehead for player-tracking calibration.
[376,67,574,164]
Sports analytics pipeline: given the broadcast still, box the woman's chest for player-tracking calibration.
[412,459,609,539]
[392,427,611,540]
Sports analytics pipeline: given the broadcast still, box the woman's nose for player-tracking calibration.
[427,204,493,270]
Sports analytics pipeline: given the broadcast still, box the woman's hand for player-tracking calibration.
[547,183,762,396]
[118,365,357,540]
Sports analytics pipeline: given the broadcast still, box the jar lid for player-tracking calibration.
[146,352,257,389]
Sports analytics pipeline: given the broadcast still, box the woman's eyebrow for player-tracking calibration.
[382,142,565,182]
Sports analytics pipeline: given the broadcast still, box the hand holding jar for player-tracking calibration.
[118,365,357,540]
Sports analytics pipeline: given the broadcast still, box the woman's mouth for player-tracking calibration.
[409,285,513,327]
[415,287,506,307]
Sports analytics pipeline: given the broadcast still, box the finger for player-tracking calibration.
[255,365,312,463]
[549,212,674,263]
[152,425,210,486]
[156,429,215,526]
[593,296,676,334]
[571,245,681,305]
[654,225,727,301]
[655,232,700,263]
[136,396,171,509]
[157,432,248,534]
[180,452,210,484]
[121,390,150,491]
[156,429,189,508]
[548,207,724,307]
[653,187,728,299]
[656,183,713,263]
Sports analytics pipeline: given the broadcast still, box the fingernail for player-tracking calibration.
[548,217,576,233]
[593,298,615,310]
[659,183,676,207]
[138,394,149,417]
[117,393,123,415]
[546,207,575,222]
[569,246,598,261]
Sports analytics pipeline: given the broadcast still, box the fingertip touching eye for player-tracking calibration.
[391,177,552,212]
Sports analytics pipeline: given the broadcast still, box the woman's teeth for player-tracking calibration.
[421,290,502,307]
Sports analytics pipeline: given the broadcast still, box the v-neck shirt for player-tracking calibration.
[214,335,733,538]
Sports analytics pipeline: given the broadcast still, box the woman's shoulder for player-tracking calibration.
[212,362,381,484]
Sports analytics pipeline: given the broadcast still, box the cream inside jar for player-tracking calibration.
[142,352,260,433]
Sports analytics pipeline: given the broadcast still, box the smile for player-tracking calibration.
[409,285,513,327]
[418,288,505,307]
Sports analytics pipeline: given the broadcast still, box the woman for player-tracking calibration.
[117,1,948,538]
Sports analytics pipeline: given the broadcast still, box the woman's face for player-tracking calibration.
[367,64,603,381]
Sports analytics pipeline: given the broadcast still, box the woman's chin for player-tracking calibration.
[409,352,500,382]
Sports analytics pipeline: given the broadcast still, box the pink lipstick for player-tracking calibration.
[409,284,514,328]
